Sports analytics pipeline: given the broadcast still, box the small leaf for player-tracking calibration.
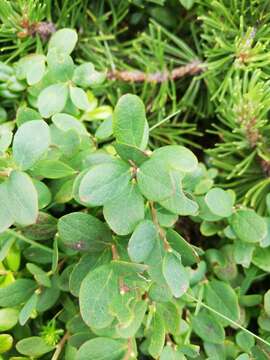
[19,292,38,325]
[148,312,166,358]
[0,279,36,307]
[0,308,18,331]
[230,209,267,243]
[58,212,112,252]
[26,263,51,287]
[73,62,106,88]
[116,301,147,338]
[128,220,157,262]
[31,159,76,179]
[103,183,144,235]
[79,160,130,206]
[7,171,38,226]
[236,330,255,353]
[79,264,118,328]
[114,142,149,166]
[37,83,68,118]
[0,334,13,354]
[0,183,13,232]
[70,86,90,110]
[52,113,87,135]
[113,94,149,149]
[137,158,175,201]
[191,310,225,344]
[252,246,270,271]
[205,279,240,324]
[166,228,199,266]
[152,145,198,173]
[179,0,194,10]
[16,336,54,357]
[162,251,189,298]
[13,120,50,170]
[48,28,78,54]
[205,188,234,217]
[76,337,126,360]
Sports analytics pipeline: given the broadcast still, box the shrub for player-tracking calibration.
[0,26,270,360]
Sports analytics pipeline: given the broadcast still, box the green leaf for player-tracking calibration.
[16,106,42,127]
[52,113,87,135]
[22,212,57,241]
[236,330,255,353]
[152,145,198,173]
[76,337,127,360]
[113,94,149,149]
[0,334,13,354]
[148,311,166,358]
[230,209,267,243]
[191,310,225,344]
[31,159,76,179]
[16,336,54,357]
[205,188,234,217]
[160,346,186,360]
[159,172,198,215]
[79,264,118,328]
[137,158,175,201]
[46,48,74,82]
[0,308,18,331]
[252,247,270,271]
[48,28,78,55]
[103,183,144,235]
[0,183,13,232]
[264,289,270,316]
[116,300,147,338]
[26,263,51,287]
[0,279,36,306]
[114,143,149,166]
[7,171,38,226]
[37,83,68,118]
[70,86,90,110]
[166,228,199,266]
[12,120,50,170]
[79,160,130,206]
[179,0,194,10]
[128,220,157,262]
[73,62,106,88]
[19,292,38,326]
[69,251,111,296]
[205,279,240,324]
[58,212,112,252]
[162,251,189,298]
[17,54,46,85]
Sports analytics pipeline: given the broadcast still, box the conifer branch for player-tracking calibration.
[107,60,203,83]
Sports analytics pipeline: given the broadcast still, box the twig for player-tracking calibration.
[107,60,204,83]
[51,332,70,360]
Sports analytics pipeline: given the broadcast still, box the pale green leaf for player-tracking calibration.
[162,251,189,298]
[205,188,234,217]
[103,183,144,235]
[113,94,149,149]
[48,28,78,54]
[230,209,267,243]
[76,337,126,360]
[128,220,157,262]
[37,83,68,118]
[79,160,130,206]
[13,120,50,170]
[58,212,112,252]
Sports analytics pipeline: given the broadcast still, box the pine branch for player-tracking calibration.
[107,60,203,83]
